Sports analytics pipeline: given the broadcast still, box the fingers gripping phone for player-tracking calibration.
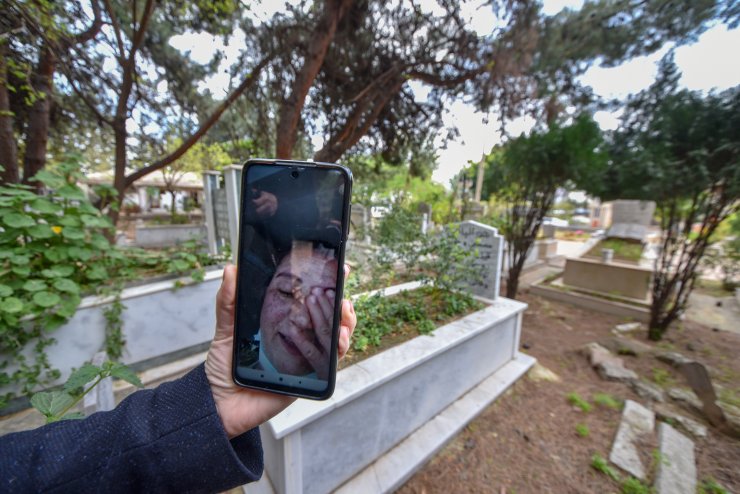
[232,159,352,400]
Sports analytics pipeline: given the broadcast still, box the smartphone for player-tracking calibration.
[232,159,352,400]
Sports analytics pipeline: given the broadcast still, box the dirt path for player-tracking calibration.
[399,293,740,493]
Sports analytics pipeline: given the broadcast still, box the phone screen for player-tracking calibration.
[232,160,351,399]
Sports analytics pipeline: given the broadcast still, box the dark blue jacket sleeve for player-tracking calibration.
[0,363,263,493]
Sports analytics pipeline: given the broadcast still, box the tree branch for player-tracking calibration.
[102,0,126,60]
[124,55,272,187]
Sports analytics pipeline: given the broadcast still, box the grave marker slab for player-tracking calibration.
[457,220,503,301]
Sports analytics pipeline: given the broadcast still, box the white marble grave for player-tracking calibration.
[254,294,531,494]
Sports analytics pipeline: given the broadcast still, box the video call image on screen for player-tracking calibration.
[235,164,345,391]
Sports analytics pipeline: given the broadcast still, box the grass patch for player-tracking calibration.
[695,278,735,298]
[567,392,592,412]
[651,368,675,388]
[585,238,644,263]
[591,454,620,482]
[575,423,590,437]
[698,478,729,494]
[718,388,740,408]
[621,477,653,494]
[593,392,622,410]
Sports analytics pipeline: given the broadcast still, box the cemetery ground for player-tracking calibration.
[400,292,740,494]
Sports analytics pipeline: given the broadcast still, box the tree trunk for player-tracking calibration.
[0,42,18,185]
[22,45,56,187]
[109,119,128,230]
[275,0,352,159]
[169,189,177,222]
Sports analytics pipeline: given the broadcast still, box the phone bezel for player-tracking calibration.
[231,158,353,400]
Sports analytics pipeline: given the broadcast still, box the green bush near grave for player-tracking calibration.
[0,157,221,409]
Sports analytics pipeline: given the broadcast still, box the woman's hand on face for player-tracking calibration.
[286,269,356,379]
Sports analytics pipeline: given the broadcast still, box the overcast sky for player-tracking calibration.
[170,0,740,185]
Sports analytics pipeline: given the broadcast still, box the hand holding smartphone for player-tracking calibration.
[232,159,352,400]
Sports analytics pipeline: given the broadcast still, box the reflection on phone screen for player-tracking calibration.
[234,164,346,393]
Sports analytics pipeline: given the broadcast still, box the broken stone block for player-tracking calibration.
[599,362,639,383]
[655,423,696,494]
[668,388,703,415]
[609,400,655,480]
[656,351,692,367]
[655,405,708,439]
[613,322,642,333]
[631,380,665,403]
[527,363,561,383]
[602,337,654,356]
[581,343,638,383]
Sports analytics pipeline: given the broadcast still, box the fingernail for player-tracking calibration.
[350,301,355,314]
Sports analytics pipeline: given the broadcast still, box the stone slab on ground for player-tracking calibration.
[668,388,704,415]
[655,422,696,494]
[601,337,654,356]
[656,351,693,367]
[655,405,708,439]
[582,343,638,383]
[630,380,665,403]
[609,399,655,480]
[613,322,642,334]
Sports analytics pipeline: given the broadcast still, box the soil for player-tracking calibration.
[399,291,740,494]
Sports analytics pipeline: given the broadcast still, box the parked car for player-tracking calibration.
[543,216,568,227]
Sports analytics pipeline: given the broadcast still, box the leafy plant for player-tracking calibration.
[567,392,592,412]
[352,287,482,352]
[591,454,620,482]
[31,361,143,423]
[593,392,622,410]
[575,423,590,437]
[0,157,219,409]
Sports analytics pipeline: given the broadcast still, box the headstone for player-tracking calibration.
[601,248,614,263]
[541,224,556,239]
[83,351,114,415]
[678,361,728,429]
[611,200,655,226]
[456,220,504,301]
[655,422,696,494]
[607,200,655,241]
[609,399,655,480]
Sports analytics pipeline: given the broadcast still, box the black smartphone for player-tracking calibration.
[232,159,352,400]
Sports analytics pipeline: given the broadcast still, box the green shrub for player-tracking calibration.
[0,157,218,409]
[575,423,590,437]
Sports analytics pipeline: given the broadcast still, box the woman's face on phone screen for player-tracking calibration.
[259,247,337,376]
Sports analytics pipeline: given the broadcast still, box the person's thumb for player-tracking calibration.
[215,264,237,340]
